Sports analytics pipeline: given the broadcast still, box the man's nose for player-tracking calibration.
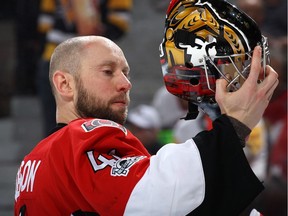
[117,72,132,92]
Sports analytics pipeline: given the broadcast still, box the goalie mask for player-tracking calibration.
[159,0,269,112]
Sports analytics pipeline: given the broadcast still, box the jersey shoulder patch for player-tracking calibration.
[81,119,127,135]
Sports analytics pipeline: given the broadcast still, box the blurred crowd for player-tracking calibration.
[0,0,286,215]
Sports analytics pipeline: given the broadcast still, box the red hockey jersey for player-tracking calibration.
[15,118,206,215]
[15,115,264,215]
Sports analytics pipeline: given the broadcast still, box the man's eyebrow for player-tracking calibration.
[96,60,116,67]
[94,60,130,71]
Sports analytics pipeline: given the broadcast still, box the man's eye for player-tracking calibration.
[103,70,113,75]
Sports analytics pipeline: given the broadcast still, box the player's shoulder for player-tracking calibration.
[68,118,128,135]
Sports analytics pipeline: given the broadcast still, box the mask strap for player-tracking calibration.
[181,102,199,120]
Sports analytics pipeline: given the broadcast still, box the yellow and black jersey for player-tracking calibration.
[38,0,132,61]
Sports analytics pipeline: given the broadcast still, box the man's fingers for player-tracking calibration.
[268,79,279,100]
[264,65,278,78]
[215,77,228,102]
[245,46,262,85]
[260,65,279,96]
[265,76,279,102]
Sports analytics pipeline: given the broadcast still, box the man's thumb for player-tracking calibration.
[215,78,228,101]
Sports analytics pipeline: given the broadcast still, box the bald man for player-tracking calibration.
[15,36,278,216]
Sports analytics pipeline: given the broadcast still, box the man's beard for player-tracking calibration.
[75,80,129,125]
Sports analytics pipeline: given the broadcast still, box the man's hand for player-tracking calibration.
[215,46,279,130]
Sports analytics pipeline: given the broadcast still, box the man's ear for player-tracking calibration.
[52,70,75,98]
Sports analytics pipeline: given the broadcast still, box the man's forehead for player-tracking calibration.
[83,40,123,56]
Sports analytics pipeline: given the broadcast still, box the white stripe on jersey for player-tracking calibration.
[124,139,205,215]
